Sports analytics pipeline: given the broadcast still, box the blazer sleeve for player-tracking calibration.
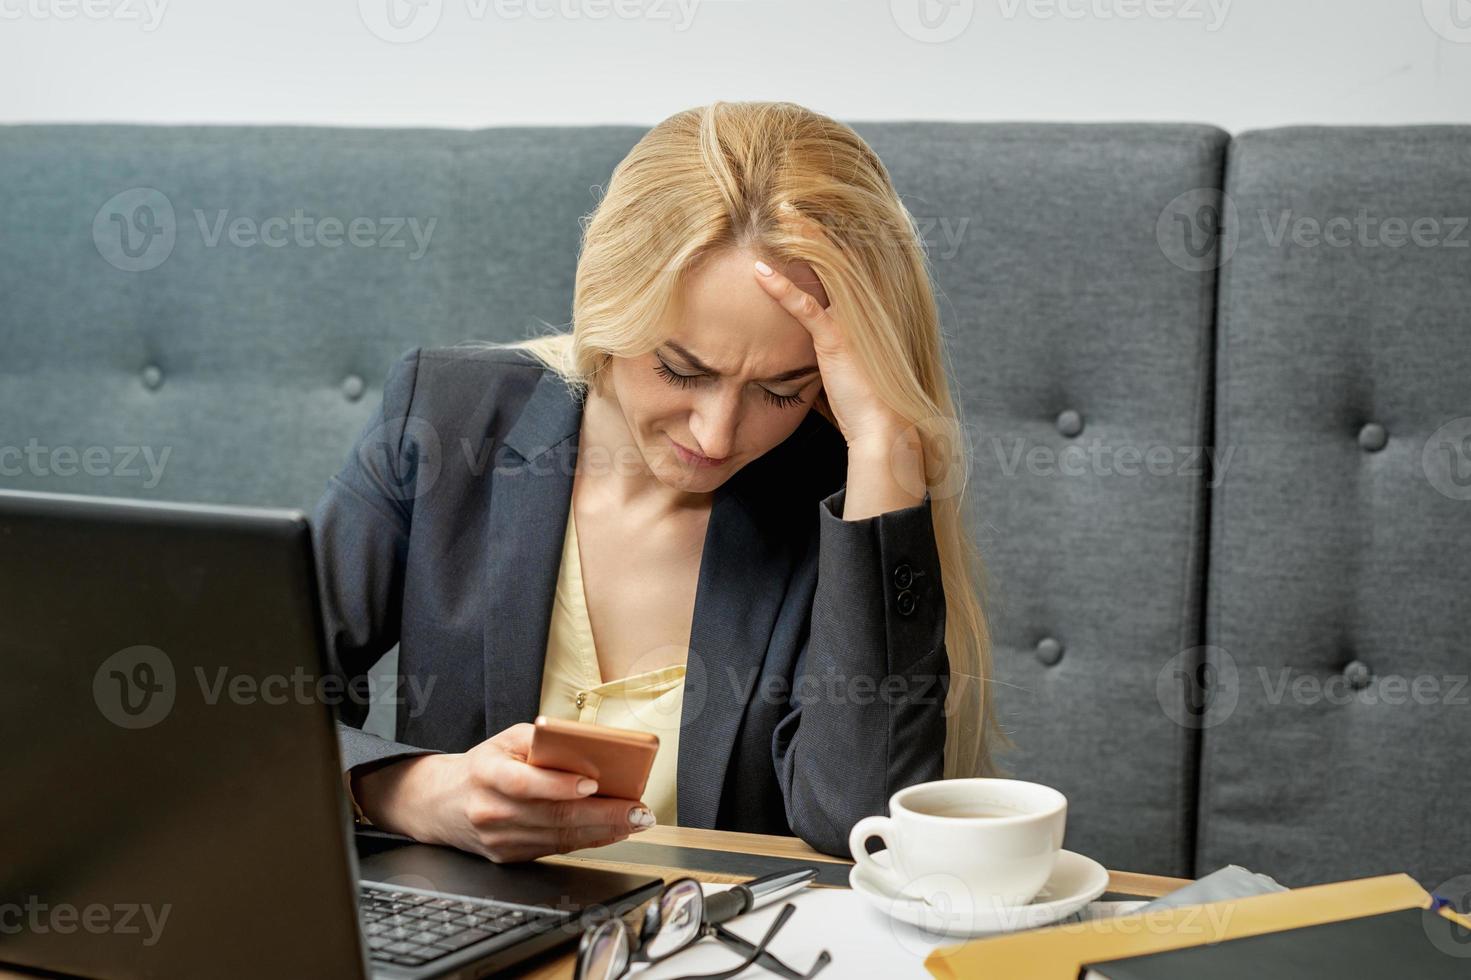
[770,485,950,857]
[310,346,444,777]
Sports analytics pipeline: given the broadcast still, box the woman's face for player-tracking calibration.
[602,248,829,493]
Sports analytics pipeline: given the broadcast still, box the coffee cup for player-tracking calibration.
[848,778,1067,910]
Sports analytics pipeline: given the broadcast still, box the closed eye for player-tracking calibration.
[653,358,807,409]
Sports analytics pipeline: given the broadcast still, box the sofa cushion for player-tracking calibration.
[850,122,1228,876]
[1199,125,1471,887]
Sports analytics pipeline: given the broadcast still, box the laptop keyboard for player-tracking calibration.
[359,882,561,969]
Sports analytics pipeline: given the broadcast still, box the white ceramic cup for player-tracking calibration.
[848,778,1067,910]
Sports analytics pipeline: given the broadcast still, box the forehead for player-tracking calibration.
[665,249,821,375]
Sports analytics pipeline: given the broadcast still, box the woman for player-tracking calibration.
[316,100,996,862]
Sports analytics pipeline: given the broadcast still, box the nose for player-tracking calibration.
[687,386,741,461]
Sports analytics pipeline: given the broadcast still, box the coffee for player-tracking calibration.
[907,801,1024,819]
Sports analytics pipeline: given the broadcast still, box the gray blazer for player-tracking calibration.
[311,345,949,856]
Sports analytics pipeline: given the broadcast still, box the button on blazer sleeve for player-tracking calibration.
[771,485,950,856]
[310,346,443,775]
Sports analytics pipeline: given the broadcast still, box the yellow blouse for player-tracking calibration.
[535,499,686,827]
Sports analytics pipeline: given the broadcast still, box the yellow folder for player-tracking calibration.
[923,873,1465,979]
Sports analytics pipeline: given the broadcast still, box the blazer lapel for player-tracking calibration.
[482,369,584,735]
[676,474,800,829]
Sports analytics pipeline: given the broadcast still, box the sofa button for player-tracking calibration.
[893,563,914,590]
[895,589,916,617]
[1344,659,1372,690]
[1036,636,1064,667]
[1358,423,1387,452]
[1056,409,1084,438]
[342,374,365,401]
[141,365,163,391]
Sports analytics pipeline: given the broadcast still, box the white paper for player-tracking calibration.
[629,884,1146,979]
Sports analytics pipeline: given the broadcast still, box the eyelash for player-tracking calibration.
[654,360,806,409]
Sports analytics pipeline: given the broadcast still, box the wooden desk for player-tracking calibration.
[0,827,1189,980]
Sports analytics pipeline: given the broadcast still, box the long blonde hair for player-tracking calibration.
[470,100,999,779]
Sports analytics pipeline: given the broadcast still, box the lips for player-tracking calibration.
[670,437,726,466]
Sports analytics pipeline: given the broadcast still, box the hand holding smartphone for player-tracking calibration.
[526,716,659,801]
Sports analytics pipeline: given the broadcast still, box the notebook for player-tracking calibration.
[1085,906,1471,979]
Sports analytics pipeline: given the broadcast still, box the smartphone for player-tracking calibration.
[526,716,660,801]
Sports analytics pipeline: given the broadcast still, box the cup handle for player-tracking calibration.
[849,815,911,896]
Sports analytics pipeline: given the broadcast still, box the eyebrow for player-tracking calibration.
[662,341,820,384]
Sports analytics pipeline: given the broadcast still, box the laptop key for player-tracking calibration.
[434,928,492,951]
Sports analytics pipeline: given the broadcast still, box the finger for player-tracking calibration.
[478,754,599,802]
[518,796,656,832]
[489,722,535,759]
[475,824,631,864]
[752,260,842,347]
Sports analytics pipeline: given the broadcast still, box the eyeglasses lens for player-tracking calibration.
[646,878,704,960]
[581,919,631,980]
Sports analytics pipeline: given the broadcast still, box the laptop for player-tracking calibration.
[0,488,661,979]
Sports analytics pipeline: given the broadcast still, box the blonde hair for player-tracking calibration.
[471,100,1000,779]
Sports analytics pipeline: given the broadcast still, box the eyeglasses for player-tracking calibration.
[575,868,832,980]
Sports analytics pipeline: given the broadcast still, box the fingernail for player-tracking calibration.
[577,778,598,796]
[628,806,656,829]
[754,260,773,276]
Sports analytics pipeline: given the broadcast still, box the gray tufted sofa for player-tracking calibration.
[3,121,1467,889]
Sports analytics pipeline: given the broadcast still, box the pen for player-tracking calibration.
[703,867,819,924]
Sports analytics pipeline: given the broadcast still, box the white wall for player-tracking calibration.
[2,0,1469,131]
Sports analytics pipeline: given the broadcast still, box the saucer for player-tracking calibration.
[848,848,1109,938]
